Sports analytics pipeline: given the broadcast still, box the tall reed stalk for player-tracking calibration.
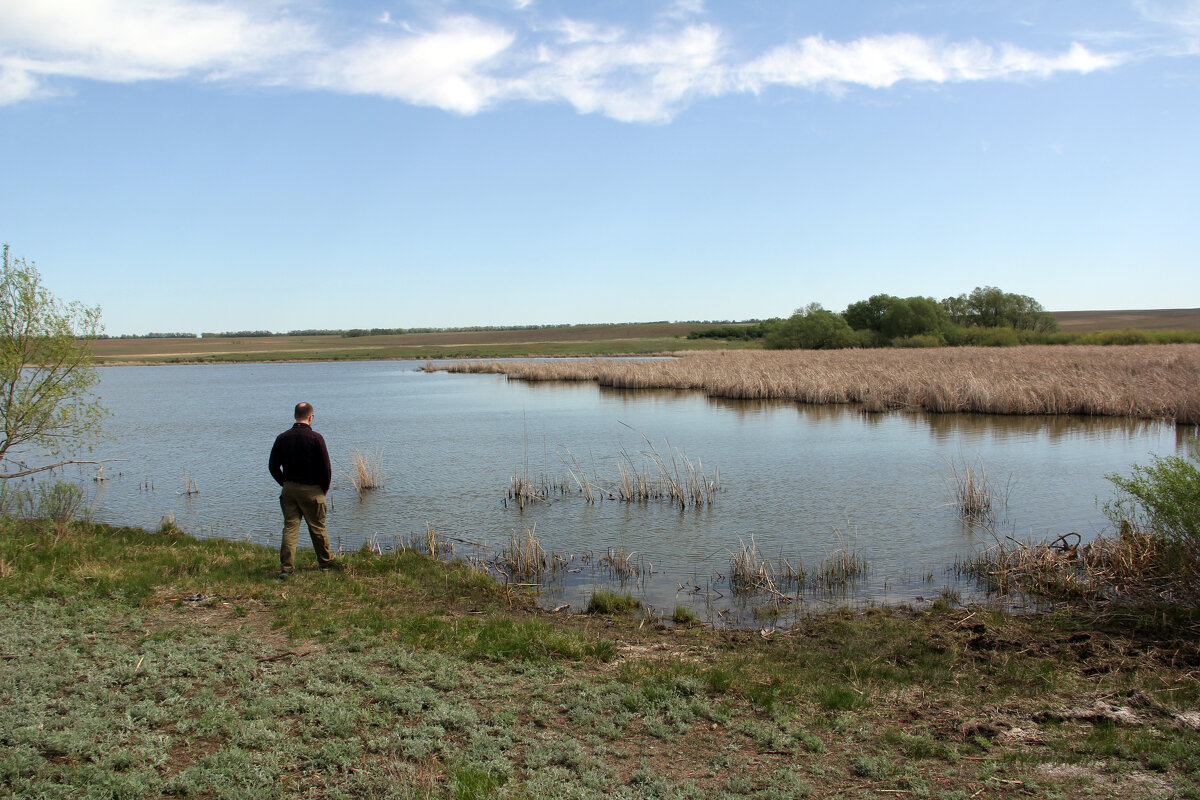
[553,438,718,508]
[494,526,565,581]
[728,537,807,596]
[346,448,384,497]
[947,458,995,521]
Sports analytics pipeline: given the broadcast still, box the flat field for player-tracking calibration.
[92,322,750,364]
[1053,308,1200,333]
[3,520,1198,799]
[92,310,1200,364]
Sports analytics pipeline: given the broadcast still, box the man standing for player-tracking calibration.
[269,402,335,577]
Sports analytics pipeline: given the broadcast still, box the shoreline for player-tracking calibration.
[3,518,1198,799]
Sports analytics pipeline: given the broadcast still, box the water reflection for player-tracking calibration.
[923,411,1164,445]
[703,396,798,417]
[1176,424,1200,451]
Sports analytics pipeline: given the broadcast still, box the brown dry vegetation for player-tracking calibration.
[962,523,1200,608]
[439,344,1200,423]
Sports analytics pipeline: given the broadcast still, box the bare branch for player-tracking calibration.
[0,459,126,480]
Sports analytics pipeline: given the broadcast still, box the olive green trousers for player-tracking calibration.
[279,481,334,571]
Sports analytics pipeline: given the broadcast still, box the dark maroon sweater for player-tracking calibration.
[269,422,332,494]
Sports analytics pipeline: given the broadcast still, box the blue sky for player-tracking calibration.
[1,0,1197,335]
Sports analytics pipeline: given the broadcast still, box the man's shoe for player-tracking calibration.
[319,563,336,573]
[277,570,291,580]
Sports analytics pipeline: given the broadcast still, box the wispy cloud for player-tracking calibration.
[0,0,1127,121]
[1135,0,1200,53]
[508,23,726,122]
[739,35,1120,94]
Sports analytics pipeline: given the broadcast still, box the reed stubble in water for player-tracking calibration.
[947,457,999,522]
[439,345,1200,422]
[345,448,384,497]
[508,438,719,509]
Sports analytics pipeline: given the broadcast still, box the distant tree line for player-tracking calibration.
[689,287,1061,350]
[340,323,582,337]
[97,332,198,339]
[200,330,275,338]
[188,322,675,339]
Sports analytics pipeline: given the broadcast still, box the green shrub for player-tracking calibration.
[1105,439,1200,551]
[0,480,24,518]
[891,334,942,348]
[965,327,1021,347]
[1080,329,1153,346]
[0,481,88,525]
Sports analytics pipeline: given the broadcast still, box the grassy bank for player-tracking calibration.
[435,345,1200,423]
[3,519,1199,799]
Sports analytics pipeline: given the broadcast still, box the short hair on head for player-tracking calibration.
[294,402,314,421]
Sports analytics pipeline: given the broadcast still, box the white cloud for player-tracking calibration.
[739,35,1119,94]
[309,17,513,113]
[1136,0,1200,26]
[661,0,706,21]
[509,23,726,122]
[543,18,625,46]
[0,0,317,84]
[0,62,40,105]
[0,0,1127,121]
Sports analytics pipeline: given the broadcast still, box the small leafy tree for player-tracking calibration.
[843,294,899,333]
[0,244,107,479]
[941,286,1057,332]
[843,294,948,342]
[765,303,859,350]
[879,296,947,340]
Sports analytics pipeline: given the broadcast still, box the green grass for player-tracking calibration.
[672,605,699,625]
[3,517,1199,799]
[585,589,641,615]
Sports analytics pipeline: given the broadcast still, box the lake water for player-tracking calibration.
[46,361,1195,625]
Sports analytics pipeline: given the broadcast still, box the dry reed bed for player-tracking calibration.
[960,526,1200,606]
[438,345,1200,422]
